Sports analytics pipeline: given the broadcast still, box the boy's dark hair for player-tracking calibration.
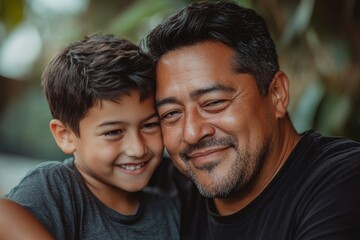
[144,1,279,95]
[42,34,155,136]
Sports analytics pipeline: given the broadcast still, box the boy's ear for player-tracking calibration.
[269,71,289,118]
[49,119,76,154]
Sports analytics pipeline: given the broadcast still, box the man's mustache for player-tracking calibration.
[179,136,238,161]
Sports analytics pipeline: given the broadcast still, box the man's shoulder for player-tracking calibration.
[297,130,360,167]
[290,131,360,239]
[303,129,360,151]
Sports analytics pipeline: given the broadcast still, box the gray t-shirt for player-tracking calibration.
[5,158,180,240]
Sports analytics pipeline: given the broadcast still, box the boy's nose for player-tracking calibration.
[124,132,147,158]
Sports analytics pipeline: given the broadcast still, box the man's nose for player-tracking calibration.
[182,109,215,145]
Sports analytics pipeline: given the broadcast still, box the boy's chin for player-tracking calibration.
[123,181,151,193]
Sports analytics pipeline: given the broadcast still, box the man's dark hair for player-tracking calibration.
[42,34,155,136]
[144,1,279,95]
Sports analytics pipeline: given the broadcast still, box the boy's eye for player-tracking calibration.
[143,122,159,128]
[104,129,123,137]
[142,121,160,132]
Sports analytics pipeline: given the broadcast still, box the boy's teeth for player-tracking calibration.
[120,163,144,171]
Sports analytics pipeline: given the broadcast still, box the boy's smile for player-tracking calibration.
[118,162,146,172]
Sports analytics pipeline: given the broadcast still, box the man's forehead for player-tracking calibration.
[155,83,237,109]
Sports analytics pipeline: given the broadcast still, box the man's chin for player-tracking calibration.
[191,176,228,198]
[196,184,232,198]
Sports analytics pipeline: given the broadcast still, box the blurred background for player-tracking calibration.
[0,0,359,194]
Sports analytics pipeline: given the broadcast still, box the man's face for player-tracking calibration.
[155,41,275,198]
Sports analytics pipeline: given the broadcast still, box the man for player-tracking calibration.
[145,1,360,239]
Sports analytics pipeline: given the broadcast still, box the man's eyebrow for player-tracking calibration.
[155,97,179,109]
[189,84,236,99]
[155,84,236,109]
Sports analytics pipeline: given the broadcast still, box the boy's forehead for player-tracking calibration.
[94,93,145,109]
[82,92,156,123]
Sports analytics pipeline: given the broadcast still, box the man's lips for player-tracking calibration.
[187,146,231,161]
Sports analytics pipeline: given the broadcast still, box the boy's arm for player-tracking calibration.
[0,198,53,240]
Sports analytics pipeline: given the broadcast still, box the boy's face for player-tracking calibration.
[72,90,163,195]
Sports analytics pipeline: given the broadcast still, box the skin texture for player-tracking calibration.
[155,41,300,215]
[0,199,53,240]
[50,90,163,214]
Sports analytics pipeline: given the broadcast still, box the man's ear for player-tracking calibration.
[49,119,76,154]
[269,71,290,118]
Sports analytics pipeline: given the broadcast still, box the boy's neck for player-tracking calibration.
[97,189,140,215]
[76,165,141,215]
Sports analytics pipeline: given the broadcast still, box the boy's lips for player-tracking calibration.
[116,160,149,175]
[119,162,145,171]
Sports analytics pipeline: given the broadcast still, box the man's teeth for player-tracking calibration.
[120,163,145,171]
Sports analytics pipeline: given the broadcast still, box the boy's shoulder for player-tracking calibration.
[4,158,86,239]
[5,158,81,199]
[25,158,77,179]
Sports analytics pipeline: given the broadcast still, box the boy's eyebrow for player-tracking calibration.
[141,113,159,123]
[97,120,125,128]
[155,84,236,109]
[96,113,159,128]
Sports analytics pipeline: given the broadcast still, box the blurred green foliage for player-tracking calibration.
[0,0,359,161]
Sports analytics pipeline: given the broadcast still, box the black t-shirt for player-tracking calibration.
[176,130,360,239]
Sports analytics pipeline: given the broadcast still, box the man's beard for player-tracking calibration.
[179,135,271,198]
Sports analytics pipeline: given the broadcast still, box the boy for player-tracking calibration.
[2,34,179,239]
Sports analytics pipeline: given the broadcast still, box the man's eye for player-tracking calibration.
[203,100,229,111]
[160,111,181,123]
[206,100,224,106]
